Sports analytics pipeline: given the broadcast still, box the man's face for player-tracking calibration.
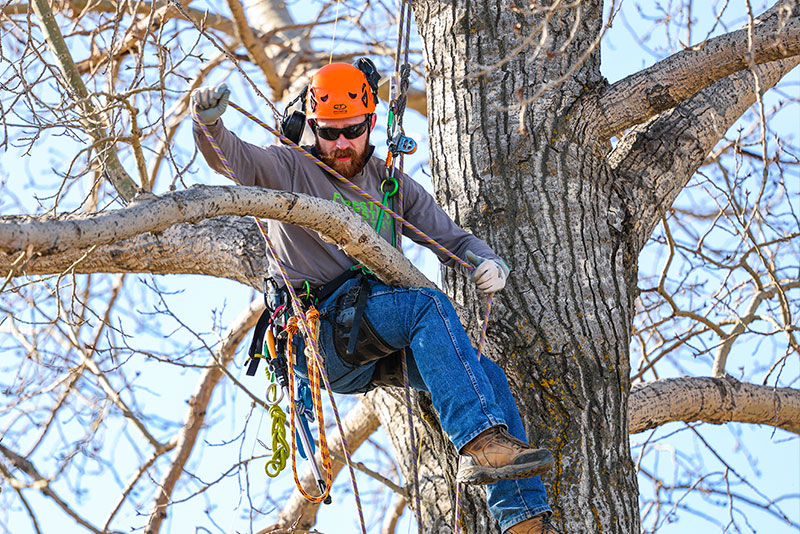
[313,113,376,178]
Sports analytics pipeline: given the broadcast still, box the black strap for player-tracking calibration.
[246,307,273,376]
[346,276,371,356]
[311,266,366,303]
[246,277,289,376]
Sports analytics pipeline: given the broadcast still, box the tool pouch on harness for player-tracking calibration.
[331,276,399,367]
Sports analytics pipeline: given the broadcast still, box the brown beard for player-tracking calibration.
[316,142,369,178]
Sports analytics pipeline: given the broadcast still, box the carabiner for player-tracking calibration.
[266,382,284,405]
[380,178,399,197]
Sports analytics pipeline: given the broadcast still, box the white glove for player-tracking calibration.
[192,83,230,125]
[466,250,510,294]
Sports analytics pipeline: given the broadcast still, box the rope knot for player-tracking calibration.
[285,317,300,336]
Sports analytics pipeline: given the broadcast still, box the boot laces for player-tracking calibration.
[542,514,564,534]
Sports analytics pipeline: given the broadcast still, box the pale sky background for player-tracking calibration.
[0,1,798,533]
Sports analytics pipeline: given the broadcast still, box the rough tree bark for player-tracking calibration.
[413,2,638,531]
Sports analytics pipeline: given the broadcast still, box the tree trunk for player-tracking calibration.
[397,2,641,531]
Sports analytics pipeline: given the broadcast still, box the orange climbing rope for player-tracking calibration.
[284,310,335,503]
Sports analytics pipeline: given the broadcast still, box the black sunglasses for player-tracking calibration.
[310,115,371,141]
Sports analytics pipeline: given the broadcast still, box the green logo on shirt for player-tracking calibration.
[333,192,381,226]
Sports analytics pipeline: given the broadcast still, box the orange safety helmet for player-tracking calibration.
[306,63,377,119]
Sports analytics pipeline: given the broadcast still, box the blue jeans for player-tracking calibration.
[295,279,551,531]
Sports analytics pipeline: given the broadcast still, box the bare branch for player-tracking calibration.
[596,1,800,139]
[712,281,800,377]
[226,0,284,96]
[148,54,226,188]
[0,443,116,534]
[75,341,166,450]
[381,493,407,534]
[629,376,800,434]
[104,440,177,530]
[145,298,263,534]
[3,1,256,43]
[608,56,800,253]
[30,0,139,201]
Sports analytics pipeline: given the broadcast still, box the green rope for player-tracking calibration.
[375,178,399,245]
[264,403,290,477]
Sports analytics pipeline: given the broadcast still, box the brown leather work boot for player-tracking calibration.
[505,513,562,534]
[455,426,554,485]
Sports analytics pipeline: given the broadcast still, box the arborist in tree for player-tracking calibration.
[192,59,557,534]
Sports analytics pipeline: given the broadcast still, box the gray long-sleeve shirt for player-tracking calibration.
[193,119,499,288]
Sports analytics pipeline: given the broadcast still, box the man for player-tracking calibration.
[192,61,558,534]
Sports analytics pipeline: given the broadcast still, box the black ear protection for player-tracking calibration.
[354,57,381,101]
[279,58,381,145]
[279,87,307,145]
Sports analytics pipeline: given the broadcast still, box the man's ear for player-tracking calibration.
[370,113,377,131]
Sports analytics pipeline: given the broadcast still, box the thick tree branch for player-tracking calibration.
[145,298,263,534]
[0,216,268,288]
[0,185,432,289]
[30,0,139,202]
[607,56,800,253]
[629,376,800,434]
[596,1,800,140]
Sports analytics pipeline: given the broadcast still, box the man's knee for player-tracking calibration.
[416,287,457,315]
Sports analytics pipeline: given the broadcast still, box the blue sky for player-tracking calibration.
[0,1,798,533]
